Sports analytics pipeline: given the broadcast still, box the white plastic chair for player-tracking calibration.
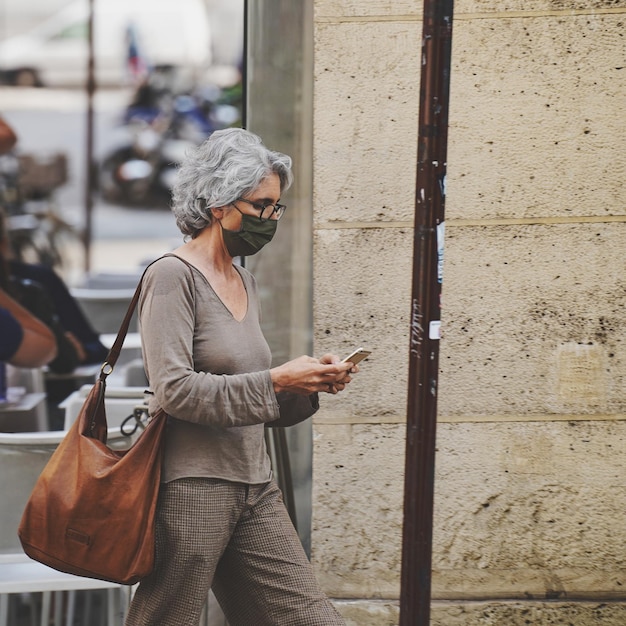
[61,385,148,431]
[70,287,138,335]
[0,429,132,626]
[0,366,48,432]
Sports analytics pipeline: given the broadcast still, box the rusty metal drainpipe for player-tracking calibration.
[83,0,95,273]
[400,1,454,625]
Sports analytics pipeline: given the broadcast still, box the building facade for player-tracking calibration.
[249,1,626,624]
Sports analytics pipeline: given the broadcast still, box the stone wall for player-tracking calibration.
[311,1,626,624]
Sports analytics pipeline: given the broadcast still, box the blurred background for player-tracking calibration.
[0,0,244,286]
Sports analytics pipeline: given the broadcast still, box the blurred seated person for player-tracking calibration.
[0,208,108,372]
[2,270,84,374]
[0,288,57,368]
[8,260,109,366]
[0,209,112,427]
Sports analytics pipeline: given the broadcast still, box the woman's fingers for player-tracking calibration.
[271,354,358,395]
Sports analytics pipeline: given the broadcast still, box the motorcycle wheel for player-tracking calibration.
[99,148,152,206]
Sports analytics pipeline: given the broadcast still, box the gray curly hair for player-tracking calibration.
[171,128,293,239]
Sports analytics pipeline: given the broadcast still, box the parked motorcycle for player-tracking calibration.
[98,72,241,207]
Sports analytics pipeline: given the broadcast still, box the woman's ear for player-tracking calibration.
[211,207,224,220]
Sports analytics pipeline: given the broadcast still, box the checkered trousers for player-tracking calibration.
[124,478,345,626]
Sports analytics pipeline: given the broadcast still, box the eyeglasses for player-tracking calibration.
[234,197,287,222]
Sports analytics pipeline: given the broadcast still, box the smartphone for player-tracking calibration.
[342,347,371,366]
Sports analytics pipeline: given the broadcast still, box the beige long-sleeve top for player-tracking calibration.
[139,255,317,484]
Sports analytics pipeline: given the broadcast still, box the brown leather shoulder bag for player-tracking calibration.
[18,260,166,585]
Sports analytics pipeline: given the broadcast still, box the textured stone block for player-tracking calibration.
[312,423,404,598]
[313,227,412,419]
[335,599,400,626]
[438,222,626,417]
[430,600,626,625]
[447,14,626,220]
[315,1,420,17]
[314,21,420,223]
[456,1,626,12]
[432,420,626,596]
[336,599,626,626]
[312,420,626,601]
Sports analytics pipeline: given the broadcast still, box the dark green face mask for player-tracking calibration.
[220,213,278,257]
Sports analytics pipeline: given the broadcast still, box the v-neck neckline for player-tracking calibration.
[165,253,249,323]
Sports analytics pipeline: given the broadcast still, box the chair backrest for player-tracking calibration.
[6,365,46,394]
[70,287,138,334]
[80,272,144,290]
[61,385,148,430]
[0,428,130,555]
[0,366,48,432]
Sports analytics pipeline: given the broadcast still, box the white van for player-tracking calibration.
[0,0,212,87]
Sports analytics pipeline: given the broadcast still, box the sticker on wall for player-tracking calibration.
[429,320,441,340]
[437,221,445,284]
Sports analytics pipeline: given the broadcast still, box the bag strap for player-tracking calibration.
[99,255,169,381]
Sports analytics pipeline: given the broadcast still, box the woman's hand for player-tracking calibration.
[270,354,354,395]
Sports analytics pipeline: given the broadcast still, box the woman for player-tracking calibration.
[126,129,353,626]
